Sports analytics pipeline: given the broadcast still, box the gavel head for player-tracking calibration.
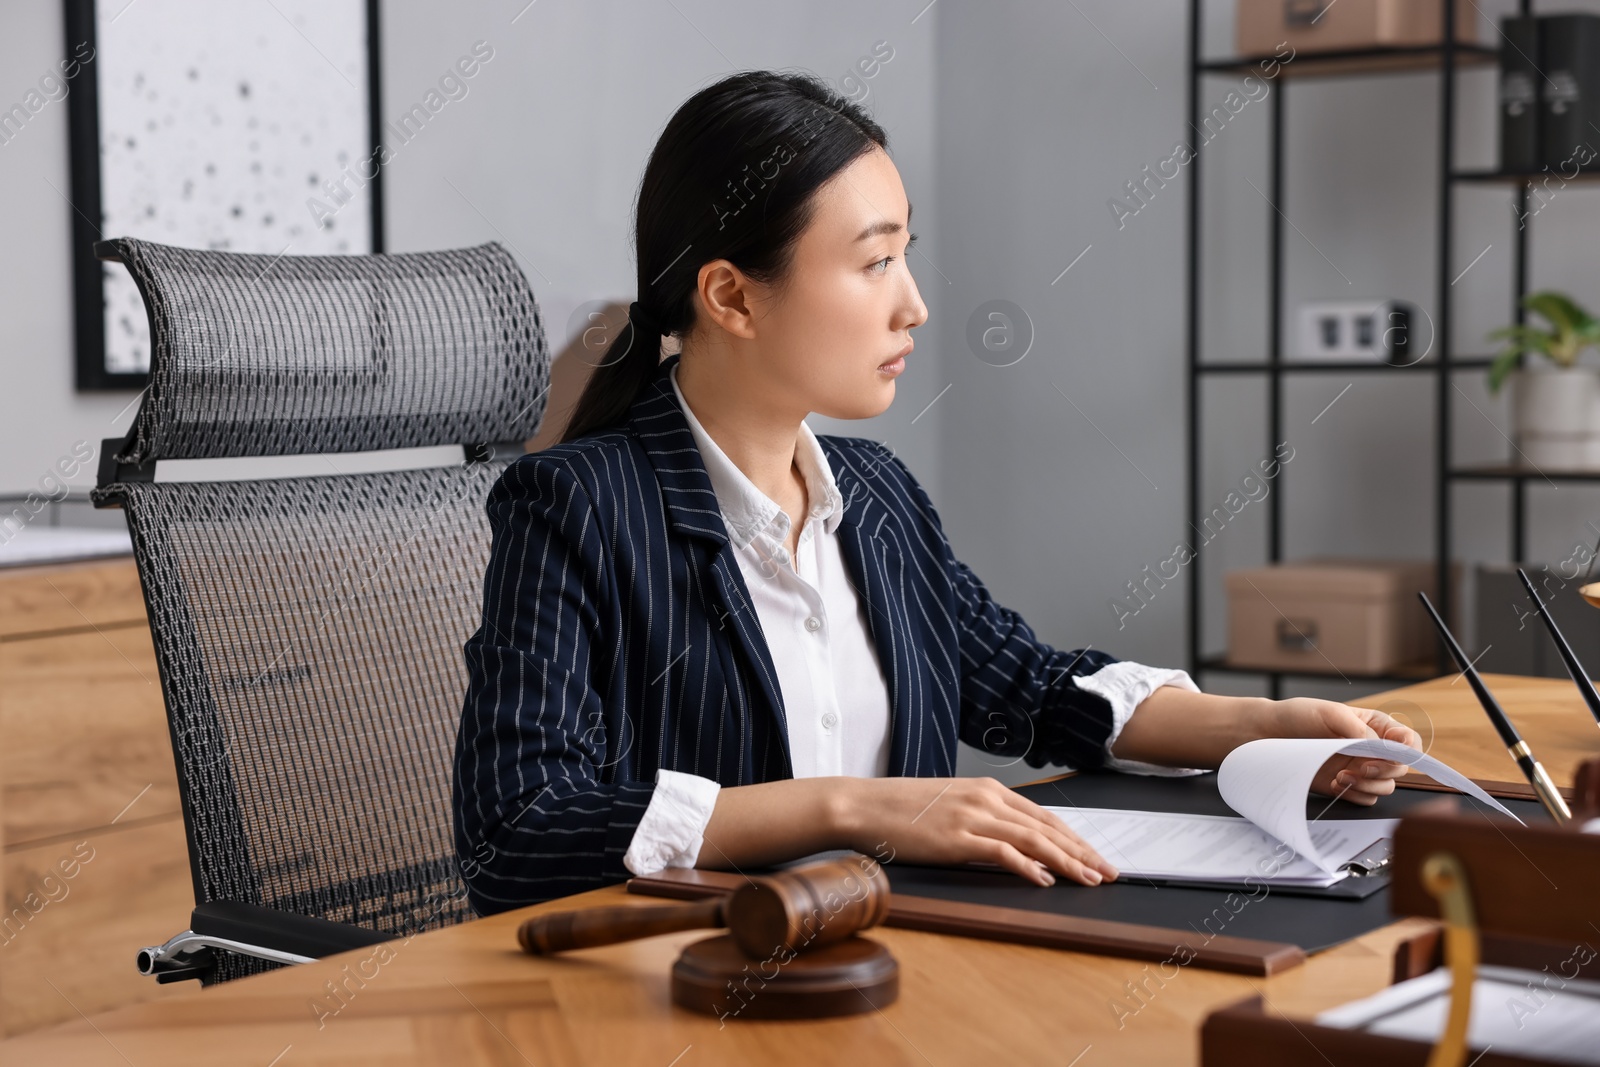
[723,854,891,961]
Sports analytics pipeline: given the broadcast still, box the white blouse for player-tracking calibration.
[621,364,1202,877]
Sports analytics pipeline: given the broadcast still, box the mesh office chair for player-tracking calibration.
[90,236,550,984]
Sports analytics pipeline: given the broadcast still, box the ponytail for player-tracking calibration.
[558,301,666,444]
[557,70,887,445]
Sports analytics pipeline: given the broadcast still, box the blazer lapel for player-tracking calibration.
[626,355,792,777]
[703,540,793,774]
[827,445,941,778]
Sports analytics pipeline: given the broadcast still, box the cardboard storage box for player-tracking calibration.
[1236,0,1479,57]
[1224,558,1451,675]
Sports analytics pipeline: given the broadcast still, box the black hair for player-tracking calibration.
[558,69,889,444]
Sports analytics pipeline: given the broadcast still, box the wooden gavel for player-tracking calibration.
[517,856,890,961]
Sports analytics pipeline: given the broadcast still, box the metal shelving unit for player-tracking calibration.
[1184,0,1562,697]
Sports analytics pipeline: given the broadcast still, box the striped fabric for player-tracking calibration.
[452,352,1121,913]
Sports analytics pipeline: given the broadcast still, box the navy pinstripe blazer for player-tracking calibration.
[453,352,1122,913]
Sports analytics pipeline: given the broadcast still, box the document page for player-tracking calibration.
[1215,737,1522,875]
[1043,807,1395,887]
[1316,965,1600,1064]
[1039,738,1522,886]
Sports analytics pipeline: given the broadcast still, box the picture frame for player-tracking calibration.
[63,0,385,391]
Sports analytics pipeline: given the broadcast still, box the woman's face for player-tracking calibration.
[698,146,927,422]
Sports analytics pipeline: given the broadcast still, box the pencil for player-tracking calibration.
[1417,591,1571,825]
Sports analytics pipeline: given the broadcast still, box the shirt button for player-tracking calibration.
[773,548,789,565]
[804,615,822,632]
[821,711,838,729]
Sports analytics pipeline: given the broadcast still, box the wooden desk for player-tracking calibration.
[2,672,1596,1065]
[1352,671,1600,786]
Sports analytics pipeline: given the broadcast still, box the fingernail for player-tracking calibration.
[1084,869,1102,885]
[1039,869,1056,886]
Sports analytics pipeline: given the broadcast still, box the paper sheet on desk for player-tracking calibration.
[1043,806,1397,886]
[1216,737,1523,875]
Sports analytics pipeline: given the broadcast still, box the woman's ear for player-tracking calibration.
[696,259,760,341]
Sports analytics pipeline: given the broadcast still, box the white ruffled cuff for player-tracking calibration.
[1074,661,1209,777]
[622,768,722,876]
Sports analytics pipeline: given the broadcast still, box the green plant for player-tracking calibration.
[1487,291,1600,395]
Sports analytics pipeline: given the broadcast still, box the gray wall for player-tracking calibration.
[6,0,1600,782]
[377,0,943,486]
[929,0,1600,778]
[0,2,140,508]
[1190,0,1600,708]
[932,2,1192,778]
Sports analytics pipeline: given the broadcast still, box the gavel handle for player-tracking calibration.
[517,898,726,954]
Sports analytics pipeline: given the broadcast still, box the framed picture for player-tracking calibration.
[64,0,384,391]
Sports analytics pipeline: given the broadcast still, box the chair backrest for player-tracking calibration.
[91,237,549,975]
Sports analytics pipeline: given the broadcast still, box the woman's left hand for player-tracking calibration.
[1264,698,1424,806]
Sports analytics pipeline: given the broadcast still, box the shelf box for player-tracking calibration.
[1224,559,1456,675]
[1237,0,1480,58]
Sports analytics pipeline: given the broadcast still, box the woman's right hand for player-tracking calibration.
[833,776,1119,888]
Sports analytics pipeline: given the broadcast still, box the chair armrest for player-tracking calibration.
[139,902,396,983]
[190,901,393,959]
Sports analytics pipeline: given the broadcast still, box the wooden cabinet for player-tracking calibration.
[0,558,194,1035]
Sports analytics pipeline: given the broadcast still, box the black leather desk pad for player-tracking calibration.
[873,772,1548,954]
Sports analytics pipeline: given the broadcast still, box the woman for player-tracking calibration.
[452,70,1421,914]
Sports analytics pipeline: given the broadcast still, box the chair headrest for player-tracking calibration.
[98,237,550,464]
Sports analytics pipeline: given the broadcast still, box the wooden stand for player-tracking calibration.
[670,933,899,1021]
[519,856,900,1021]
[1201,758,1600,1067]
[630,866,1305,977]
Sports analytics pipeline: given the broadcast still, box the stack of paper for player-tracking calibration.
[1046,807,1394,888]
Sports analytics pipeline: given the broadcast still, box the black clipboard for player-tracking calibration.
[865,770,1548,954]
[1019,772,1398,900]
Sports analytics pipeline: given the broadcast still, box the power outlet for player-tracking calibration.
[1296,300,1413,363]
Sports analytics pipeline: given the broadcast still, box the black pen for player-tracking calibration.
[1516,567,1600,729]
[1418,592,1572,824]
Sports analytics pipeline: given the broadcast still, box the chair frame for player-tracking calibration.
[90,236,545,984]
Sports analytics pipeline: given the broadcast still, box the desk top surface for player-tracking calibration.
[6,672,1596,1066]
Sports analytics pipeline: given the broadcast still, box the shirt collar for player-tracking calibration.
[668,362,845,550]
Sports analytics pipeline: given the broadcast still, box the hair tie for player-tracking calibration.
[628,300,665,336]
